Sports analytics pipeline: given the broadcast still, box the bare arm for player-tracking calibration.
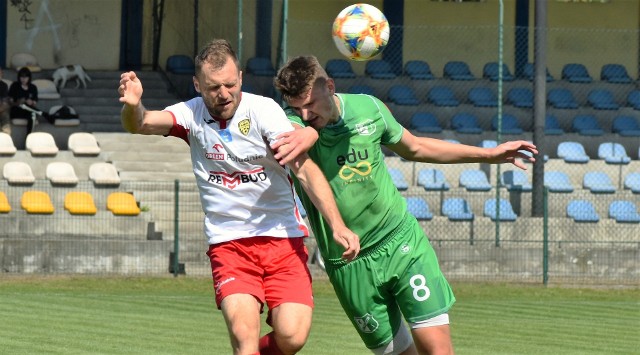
[389,129,538,170]
[288,154,360,261]
[118,71,174,135]
[271,125,318,165]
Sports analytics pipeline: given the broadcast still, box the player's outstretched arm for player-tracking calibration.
[271,125,318,165]
[118,71,173,135]
[288,155,360,261]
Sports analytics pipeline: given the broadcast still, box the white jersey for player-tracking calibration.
[165,93,309,245]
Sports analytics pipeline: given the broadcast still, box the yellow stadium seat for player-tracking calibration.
[107,192,140,216]
[64,191,97,215]
[0,192,11,213]
[21,191,55,214]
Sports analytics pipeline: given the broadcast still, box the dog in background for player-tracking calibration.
[52,64,92,89]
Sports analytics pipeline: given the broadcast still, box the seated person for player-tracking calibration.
[8,67,51,136]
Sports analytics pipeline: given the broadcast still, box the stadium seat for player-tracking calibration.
[544,115,565,135]
[567,200,599,223]
[404,60,434,80]
[107,192,141,216]
[626,90,640,110]
[506,87,533,108]
[388,168,409,191]
[405,197,433,221]
[459,169,491,191]
[417,168,450,191]
[89,162,121,186]
[491,114,523,134]
[49,105,80,127]
[587,89,619,110]
[409,112,442,133]
[365,60,396,79]
[68,132,101,156]
[325,59,356,79]
[427,86,459,107]
[468,87,498,107]
[64,191,98,215]
[501,170,532,192]
[10,52,41,72]
[442,197,474,221]
[0,192,11,213]
[348,84,376,96]
[0,132,17,155]
[523,62,553,82]
[571,114,604,136]
[583,171,616,194]
[241,82,258,94]
[600,64,632,84]
[166,54,195,74]
[612,115,640,137]
[387,85,420,105]
[245,57,276,76]
[46,162,79,186]
[451,113,482,134]
[597,142,631,164]
[623,172,640,193]
[547,88,579,109]
[484,198,517,221]
[561,63,592,83]
[557,141,590,164]
[3,161,35,185]
[26,132,59,156]
[608,200,640,223]
[33,79,61,100]
[443,60,475,80]
[482,62,514,81]
[544,171,574,193]
[21,190,54,214]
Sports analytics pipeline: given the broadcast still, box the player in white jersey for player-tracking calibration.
[119,39,359,355]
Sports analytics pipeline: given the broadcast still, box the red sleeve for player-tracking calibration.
[165,110,190,145]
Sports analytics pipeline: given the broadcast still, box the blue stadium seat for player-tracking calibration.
[612,116,640,137]
[405,197,433,221]
[506,87,533,108]
[387,85,420,105]
[624,172,640,193]
[523,62,554,82]
[442,197,474,221]
[451,113,483,134]
[241,82,258,94]
[544,114,565,135]
[626,90,640,110]
[608,200,640,223]
[583,171,616,194]
[468,87,498,107]
[561,63,592,83]
[572,114,604,136]
[348,84,376,96]
[548,88,579,109]
[557,141,590,164]
[365,60,396,79]
[544,171,574,193]
[459,169,491,191]
[482,62,514,81]
[501,170,532,192]
[166,54,195,74]
[587,89,619,110]
[443,61,475,81]
[484,199,517,221]
[600,64,632,84]
[597,142,631,164]
[567,200,599,223]
[417,168,450,191]
[388,168,409,191]
[491,114,523,134]
[427,86,459,107]
[409,112,442,133]
[246,57,276,76]
[325,59,357,79]
[404,60,434,80]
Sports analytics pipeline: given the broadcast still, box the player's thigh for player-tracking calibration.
[220,293,262,342]
[270,302,313,339]
[411,324,453,355]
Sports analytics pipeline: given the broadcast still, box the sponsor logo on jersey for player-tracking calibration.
[238,118,251,136]
[354,313,379,333]
[207,167,267,189]
[206,143,226,160]
[337,148,372,182]
[400,243,411,254]
[219,129,232,142]
[355,119,376,136]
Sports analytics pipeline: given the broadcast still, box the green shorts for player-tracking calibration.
[326,217,455,349]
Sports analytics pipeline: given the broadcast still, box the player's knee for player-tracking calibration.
[276,331,308,354]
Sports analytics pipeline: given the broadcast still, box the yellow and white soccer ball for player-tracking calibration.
[332,3,390,61]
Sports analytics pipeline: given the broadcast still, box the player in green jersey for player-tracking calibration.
[272,56,538,355]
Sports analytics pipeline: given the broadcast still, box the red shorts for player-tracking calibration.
[207,236,313,312]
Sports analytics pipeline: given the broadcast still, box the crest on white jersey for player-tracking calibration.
[238,118,251,136]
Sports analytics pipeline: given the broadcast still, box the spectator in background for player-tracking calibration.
[0,68,10,134]
[8,67,42,137]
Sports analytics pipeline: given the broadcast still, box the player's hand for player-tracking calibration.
[272,127,319,165]
[118,71,143,107]
[332,227,360,262]
[489,140,538,170]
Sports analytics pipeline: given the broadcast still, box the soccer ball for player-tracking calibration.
[332,3,390,61]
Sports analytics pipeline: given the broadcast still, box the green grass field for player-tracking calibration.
[0,276,637,354]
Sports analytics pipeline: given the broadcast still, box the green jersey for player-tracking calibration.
[287,93,408,262]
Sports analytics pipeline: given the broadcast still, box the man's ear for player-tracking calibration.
[326,78,336,95]
[192,76,200,93]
